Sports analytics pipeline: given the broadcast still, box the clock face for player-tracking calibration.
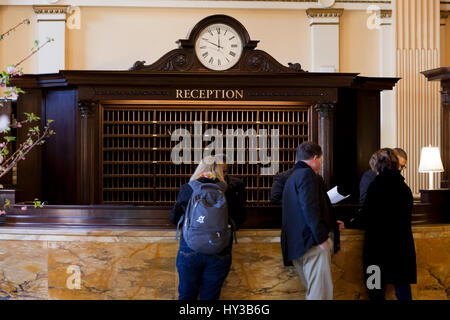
[195,23,243,71]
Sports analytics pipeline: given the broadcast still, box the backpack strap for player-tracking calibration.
[175,214,184,241]
[229,217,238,244]
[188,179,203,194]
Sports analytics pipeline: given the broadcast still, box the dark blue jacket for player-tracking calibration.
[281,161,335,266]
[270,168,295,205]
[359,169,376,203]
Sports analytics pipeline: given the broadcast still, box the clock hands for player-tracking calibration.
[205,40,223,50]
[218,32,221,51]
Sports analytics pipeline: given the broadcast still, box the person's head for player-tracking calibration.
[296,141,323,174]
[369,151,378,173]
[374,148,399,174]
[190,155,225,182]
[393,147,408,171]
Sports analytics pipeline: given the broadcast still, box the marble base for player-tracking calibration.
[0,226,448,300]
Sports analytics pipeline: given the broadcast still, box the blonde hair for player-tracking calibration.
[190,155,225,182]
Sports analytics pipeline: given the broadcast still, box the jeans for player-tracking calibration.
[176,239,232,300]
[367,283,412,300]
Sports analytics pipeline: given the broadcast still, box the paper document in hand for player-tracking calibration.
[327,186,350,204]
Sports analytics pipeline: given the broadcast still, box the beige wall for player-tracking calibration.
[445,19,450,66]
[0,6,37,74]
[66,7,312,71]
[1,6,382,74]
[340,10,380,76]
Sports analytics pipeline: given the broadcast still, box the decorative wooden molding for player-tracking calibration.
[78,100,97,118]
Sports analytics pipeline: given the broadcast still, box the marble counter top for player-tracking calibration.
[0,224,448,242]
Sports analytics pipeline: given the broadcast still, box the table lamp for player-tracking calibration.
[418,145,444,190]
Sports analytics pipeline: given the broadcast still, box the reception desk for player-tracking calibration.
[0,225,448,300]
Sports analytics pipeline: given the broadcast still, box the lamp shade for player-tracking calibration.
[418,146,444,172]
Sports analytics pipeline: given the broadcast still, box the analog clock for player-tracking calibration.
[195,23,243,71]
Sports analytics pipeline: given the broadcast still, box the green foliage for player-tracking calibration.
[3,136,15,142]
[33,198,44,208]
[24,112,40,122]
[3,198,10,209]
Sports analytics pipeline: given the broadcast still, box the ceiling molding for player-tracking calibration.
[0,0,393,10]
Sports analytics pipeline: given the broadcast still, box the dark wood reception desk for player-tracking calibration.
[7,15,399,228]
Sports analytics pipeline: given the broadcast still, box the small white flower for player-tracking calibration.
[0,115,10,132]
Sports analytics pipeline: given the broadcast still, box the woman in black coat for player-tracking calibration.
[359,148,417,300]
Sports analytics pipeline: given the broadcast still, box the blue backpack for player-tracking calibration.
[176,180,235,254]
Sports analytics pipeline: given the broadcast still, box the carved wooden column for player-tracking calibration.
[78,100,99,204]
[315,103,334,188]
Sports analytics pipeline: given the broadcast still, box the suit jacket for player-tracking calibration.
[270,168,295,205]
[359,169,376,203]
[281,161,336,266]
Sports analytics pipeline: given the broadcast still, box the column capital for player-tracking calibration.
[315,103,334,118]
[306,8,344,19]
[379,10,392,19]
[78,100,98,119]
[306,8,343,26]
[378,10,392,26]
[33,5,68,14]
[33,5,68,22]
[441,10,450,26]
[441,10,450,20]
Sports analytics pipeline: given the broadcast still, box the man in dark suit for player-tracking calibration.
[281,141,339,300]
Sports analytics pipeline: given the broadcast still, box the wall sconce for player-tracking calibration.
[418,145,444,190]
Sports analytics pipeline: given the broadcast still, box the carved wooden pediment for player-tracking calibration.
[129,14,306,73]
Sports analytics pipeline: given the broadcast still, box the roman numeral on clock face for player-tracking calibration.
[229,51,236,57]
[209,57,214,64]
[202,52,208,58]
[218,59,221,66]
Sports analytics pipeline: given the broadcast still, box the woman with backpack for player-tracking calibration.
[170,155,246,300]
